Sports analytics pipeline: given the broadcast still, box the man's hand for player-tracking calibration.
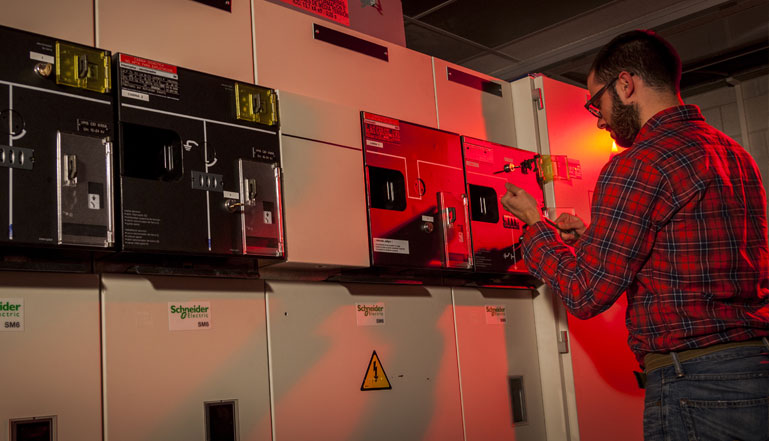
[554,212,586,245]
[500,183,541,226]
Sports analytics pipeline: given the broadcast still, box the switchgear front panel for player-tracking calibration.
[266,281,465,441]
[0,272,103,441]
[274,91,370,270]
[453,287,548,440]
[361,112,471,270]
[462,137,543,274]
[101,274,271,441]
[114,53,283,258]
[0,25,114,250]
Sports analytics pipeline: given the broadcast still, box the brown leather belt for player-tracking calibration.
[644,339,767,374]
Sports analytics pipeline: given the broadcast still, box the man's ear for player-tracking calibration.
[617,71,635,101]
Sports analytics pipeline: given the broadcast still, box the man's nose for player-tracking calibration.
[597,117,607,130]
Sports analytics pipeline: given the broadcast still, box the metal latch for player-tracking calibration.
[78,54,89,79]
[244,178,257,205]
[532,87,544,110]
[63,154,77,186]
[558,330,569,354]
[445,206,456,226]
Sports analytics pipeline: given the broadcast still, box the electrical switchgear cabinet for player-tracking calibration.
[361,112,472,271]
[462,136,544,275]
[114,53,284,261]
[0,25,115,254]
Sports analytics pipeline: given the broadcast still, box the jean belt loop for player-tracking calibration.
[670,351,685,378]
[762,337,769,352]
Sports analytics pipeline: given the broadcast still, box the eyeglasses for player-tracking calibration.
[584,76,618,119]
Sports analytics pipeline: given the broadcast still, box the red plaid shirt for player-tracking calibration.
[522,105,769,366]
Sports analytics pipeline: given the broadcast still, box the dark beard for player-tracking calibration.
[609,88,641,148]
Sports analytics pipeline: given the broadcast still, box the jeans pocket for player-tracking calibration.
[643,400,663,441]
[680,397,769,441]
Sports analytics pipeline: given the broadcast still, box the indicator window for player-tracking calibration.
[204,400,239,441]
[508,376,528,425]
[10,416,56,441]
[469,184,499,223]
[121,122,183,182]
[368,166,406,211]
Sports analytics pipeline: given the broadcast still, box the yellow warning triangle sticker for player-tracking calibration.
[360,350,391,391]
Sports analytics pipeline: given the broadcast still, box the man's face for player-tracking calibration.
[587,72,641,148]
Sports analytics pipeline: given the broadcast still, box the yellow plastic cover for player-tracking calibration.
[55,42,111,94]
[537,155,571,183]
[235,83,278,126]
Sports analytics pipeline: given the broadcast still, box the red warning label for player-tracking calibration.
[278,0,350,26]
[363,113,401,144]
[119,54,177,76]
[119,53,180,100]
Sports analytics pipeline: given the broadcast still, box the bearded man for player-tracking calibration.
[501,30,769,440]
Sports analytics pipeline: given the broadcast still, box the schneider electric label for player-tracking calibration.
[485,305,507,325]
[356,303,385,326]
[0,298,24,331]
[168,301,212,331]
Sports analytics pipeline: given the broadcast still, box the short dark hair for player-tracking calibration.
[590,30,681,93]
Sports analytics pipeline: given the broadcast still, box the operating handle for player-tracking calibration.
[493,162,517,174]
[225,199,244,213]
[493,157,538,175]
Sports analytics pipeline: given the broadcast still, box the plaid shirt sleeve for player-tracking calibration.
[522,155,676,319]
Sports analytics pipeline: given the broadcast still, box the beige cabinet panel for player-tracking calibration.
[433,59,517,147]
[0,0,94,45]
[453,287,547,441]
[0,272,102,441]
[266,281,464,441]
[272,91,369,269]
[97,0,254,82]
[101,274,271,441]
[253,0,437,127]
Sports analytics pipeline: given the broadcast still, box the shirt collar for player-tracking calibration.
[634,105,704,144]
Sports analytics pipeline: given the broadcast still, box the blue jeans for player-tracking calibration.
[643,345,769,441]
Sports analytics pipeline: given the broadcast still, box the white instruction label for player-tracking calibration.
[168,301,212,331]
[0,298,24,331]
[356,302,385,326]
[373,238,409,254]
[121,89,150,102]
[30,51,55,64]
[223,191,239,200]
[485,305,507,325]
[366,140,384,148]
